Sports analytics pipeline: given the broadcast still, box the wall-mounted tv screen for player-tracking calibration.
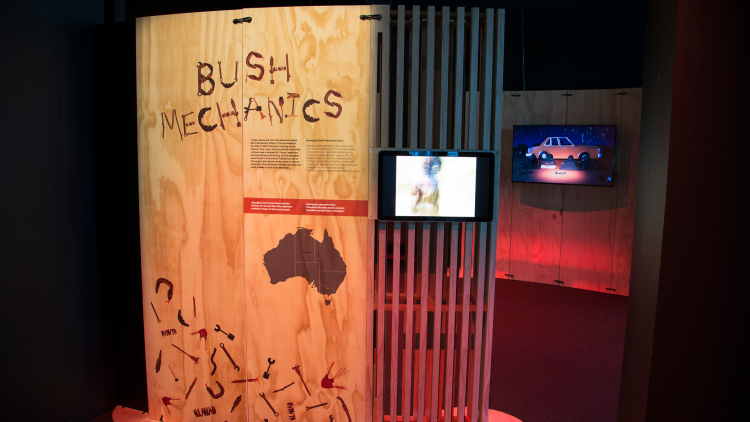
[377,150,497,222]
[512,125,616,187]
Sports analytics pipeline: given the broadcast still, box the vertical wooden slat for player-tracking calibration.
[456,223,474,422]
[469,223,487,422]
[367,218,376,422]
[430,223,445,422]
[479,221,498,422]
[416,223,431,422]
[439,7,450,150]
[380,8,391,149]
[424,6,436,150]
[403,223,416,420]
[375,8,390,421]
[377,222,387,422]
[395,6,406,148]
[409,5,420,148]
[369,6,380,151]
[467,8,480,150]
[369,8,506,422]
[390,222,402,420]
[367,9,386,421]
[493,10,506,148]
[479,9,494,151]
[452,7,465,149]
[493,24,510,280]
[443,223,460,422]
[482,12,505,420]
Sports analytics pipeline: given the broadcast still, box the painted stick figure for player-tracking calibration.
[161,397,182,414]
[191,328,208,350]
[321,362,348,390]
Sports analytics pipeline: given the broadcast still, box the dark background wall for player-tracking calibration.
[618,0,749,420]
[0,1,113,421]
[24,1,750,421]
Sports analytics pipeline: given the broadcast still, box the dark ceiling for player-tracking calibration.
[123,0,647,91]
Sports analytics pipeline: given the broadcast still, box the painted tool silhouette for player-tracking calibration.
[263,357,275,379]
[214,324,235,340]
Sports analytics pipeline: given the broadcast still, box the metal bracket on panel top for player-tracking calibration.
[233,17,252,24]
[360,14,382,21]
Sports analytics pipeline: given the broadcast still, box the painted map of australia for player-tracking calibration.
[263,228,347,305]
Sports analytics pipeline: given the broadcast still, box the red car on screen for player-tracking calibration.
[526,137,601,160]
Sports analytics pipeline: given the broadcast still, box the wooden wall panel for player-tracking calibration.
[611,88,643,296]
[559,89,621,293]
[497,88,642,295]
[137,10,248,422]
[241,6,371,422]
[508,91,567,285]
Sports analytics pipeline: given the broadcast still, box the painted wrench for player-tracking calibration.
[259,392,279,416]
[172,344,199,364]
[264,357,275,379]
[220,343,240,371]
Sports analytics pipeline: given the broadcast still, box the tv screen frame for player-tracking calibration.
[512,125,617,187]
[371,149,498,223]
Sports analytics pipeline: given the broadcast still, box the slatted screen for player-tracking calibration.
[367,6,505,422]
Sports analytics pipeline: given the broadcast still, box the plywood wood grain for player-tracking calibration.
[611,88,642,296]
[508,91,566,285]
[137,10,248,422]
[241,6,372,422]
[559,89,620,293]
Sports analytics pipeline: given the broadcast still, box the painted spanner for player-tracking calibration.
[220,343,240,371]
[263,357,275,379]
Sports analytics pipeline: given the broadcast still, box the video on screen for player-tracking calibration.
[394,156,477,217]
[512,125,616,187]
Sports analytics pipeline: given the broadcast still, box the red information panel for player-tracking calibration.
[244,197,368,216]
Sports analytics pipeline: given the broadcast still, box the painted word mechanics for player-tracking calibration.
[161,51,346,140]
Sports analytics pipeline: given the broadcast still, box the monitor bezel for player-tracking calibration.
[376,149,498,223]
[511,125,618,187]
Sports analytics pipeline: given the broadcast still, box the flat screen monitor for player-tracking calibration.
[512,125,616,187]
[377,150,497,222]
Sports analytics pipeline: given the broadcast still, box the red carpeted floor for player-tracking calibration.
[488,278,628,422]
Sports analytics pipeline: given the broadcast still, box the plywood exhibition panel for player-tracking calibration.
[611,88,643,296]
[559,89,621,293]
[508,91,567,285]
[497,88,642,295]
[137,10,248,422]
[241,6,372,422]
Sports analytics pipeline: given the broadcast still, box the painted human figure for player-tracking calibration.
[161,397,182,414]
[412,157,441,216]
